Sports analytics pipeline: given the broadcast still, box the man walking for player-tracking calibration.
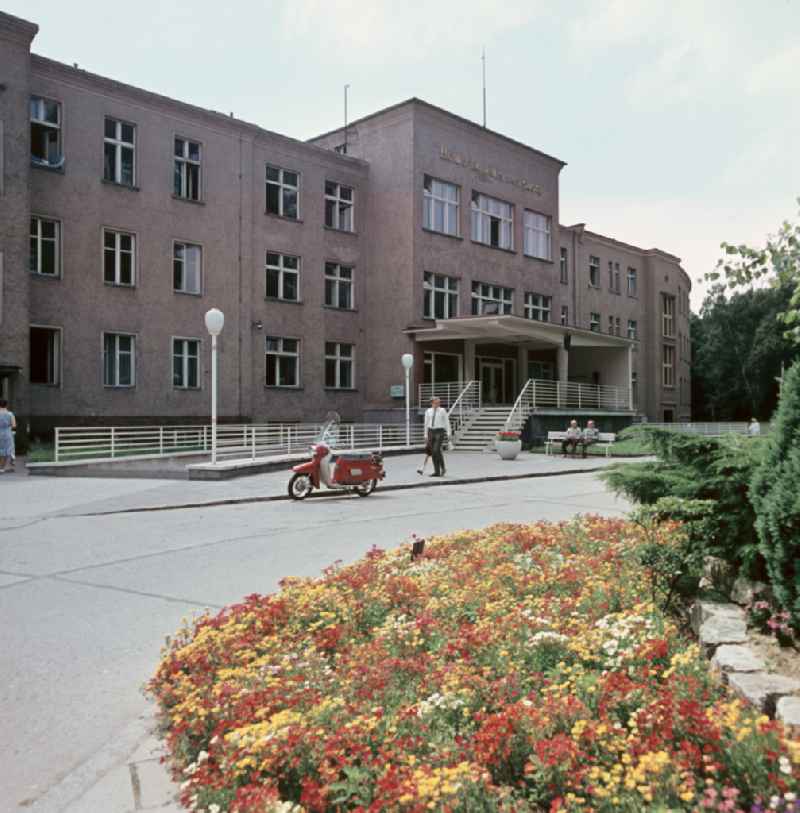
[424,396,451,477]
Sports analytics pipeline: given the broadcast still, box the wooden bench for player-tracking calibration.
[544,430,616,457]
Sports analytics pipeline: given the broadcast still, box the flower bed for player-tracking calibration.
[149,518,800,812]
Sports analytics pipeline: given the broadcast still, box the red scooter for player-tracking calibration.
[288,414,385,500]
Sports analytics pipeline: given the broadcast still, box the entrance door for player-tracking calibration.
[480,361,504,404]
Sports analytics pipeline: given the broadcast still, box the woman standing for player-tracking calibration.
[0,400,16,473]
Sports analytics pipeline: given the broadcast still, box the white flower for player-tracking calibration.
[779,755,792,775]
[209,804,222,813]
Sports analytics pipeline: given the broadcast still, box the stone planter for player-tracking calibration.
[496,438,522,460]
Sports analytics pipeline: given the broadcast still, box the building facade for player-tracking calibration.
[0,11,691,437]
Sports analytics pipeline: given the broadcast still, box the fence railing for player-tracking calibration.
[634,422,769,436]
[447,380,481,435]
[53,423,426,464]
[417,381,473,410]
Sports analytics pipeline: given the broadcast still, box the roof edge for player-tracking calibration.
[561,223,683,265]
[0,10,38,44]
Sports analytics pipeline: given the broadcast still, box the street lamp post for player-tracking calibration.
[204,308,225,464]
[401,353,414,447]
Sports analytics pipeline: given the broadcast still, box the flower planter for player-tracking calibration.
[496,438,522,460]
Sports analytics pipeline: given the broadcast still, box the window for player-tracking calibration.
[471,192,513,250]
[29,326,61,385]
[103,229,135,286]
[325,342,354,389]
[266,252,299,301]
[103,333,135,387]
[523,210,551,260]
[174,138,201,200]
[324,181,353,231]
[560,247,568,284]
[265,336,299,387]
[662,294,676,337]
[103,117,135,186]
[324,262,353,309]
[30,96,62,166]
[631,371,638,405]
[662,344,675,387]
[30,217,60,277]
[609,262,621,294]
[471,281,513,315]
[266,166,299,219]
[590,312,600,332]
[424,272,458,319]
[524,292,551,322]
[172,338,200,389]
[423,176,459,236]
[561,305,568,326]
[589,256,600,287]
[615,317,621,336]
[173,243,202,294]
[627,267,638,297]
[627,319,638,340]
[608,315,615,334]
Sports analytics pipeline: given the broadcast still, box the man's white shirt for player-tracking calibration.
[424,407,451,436]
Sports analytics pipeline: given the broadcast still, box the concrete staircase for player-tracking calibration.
[452,406,511,452]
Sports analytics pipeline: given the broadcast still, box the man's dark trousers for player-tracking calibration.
[430,428,446,475]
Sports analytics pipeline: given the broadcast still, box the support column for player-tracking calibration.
[464,340,476,382]
[517,344,528,392]
[557,346,569,382]
[628,345,634,411]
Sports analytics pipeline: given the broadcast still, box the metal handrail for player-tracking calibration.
[504,379,534,431]
[417,381,471,410]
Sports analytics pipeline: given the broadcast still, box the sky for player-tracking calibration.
[9,0,800,312]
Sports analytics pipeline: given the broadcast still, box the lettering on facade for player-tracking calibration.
[439,145,543,196]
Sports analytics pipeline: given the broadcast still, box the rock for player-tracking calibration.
[690,601,744,636]
[776,696,800,734]
[728,672,800,716]
[699,615,748,653]
[730,576,769,606]
[710,645,766,681]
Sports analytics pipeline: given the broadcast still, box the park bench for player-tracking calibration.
[544,430,617,457]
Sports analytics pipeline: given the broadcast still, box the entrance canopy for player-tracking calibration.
[407,315,632,349]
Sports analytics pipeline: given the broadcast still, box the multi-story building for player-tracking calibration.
[0,11,691,441]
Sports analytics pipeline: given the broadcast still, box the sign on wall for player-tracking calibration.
[390,384,405,398]
[439,145,544,196]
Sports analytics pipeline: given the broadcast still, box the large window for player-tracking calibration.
[30,217,61,277]
[173,338,200,389]
[103,117,135,186]
[627,267,638,297]
[30,326,61,385]
[173,243,202,294]
[324,263,353,309]
[423,176,459,236]
[662,344,675,387]
[324,181,353,231]
[560,247,568,284]
[103,333,135,387]
[325,342,354,389]
[471,281,513,315]
[266,252,299,301]
[174,138,201,201]
[590,312,600,332]
[589,256,600,287]
[523,210,551,260]
[265,336,299,387]
[609,262,621,294]
[103,229,135,286]
[471,192,513,250]
[30,96,62,167]
[266,166,299,219]
[524,292,551,322]
[662,294,676,337]
[627,319,638,340]
[424,272,459,319]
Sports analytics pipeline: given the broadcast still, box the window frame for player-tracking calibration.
[423,175,460,237]
[265,336,301,388]
[662,293,676,337]
[325,341,356,390]
[324,262,354,310]
[627,319,638,340]
[30,95,63,167]
[324,180,354,232]
[174,136,202,201]
[662,343,676,388]
[265,251,300,302]
[560,305,568,326]
[266,164,300,220]
[471,281,513,315]
[102,227,136,287]
[173,240,203,296]
[172,336,201,390]
[590,312,600,332]
[29,215,62,278]
[103,116,136,186]
[470,191,514,251]
[589,256,600,287]
[29,323,63,387]
[522,209,552,261]
[423,272,459,320]
[524,292,552,322]
[102,331,136,388]
[627,267,638,297]
[560,247,568,284]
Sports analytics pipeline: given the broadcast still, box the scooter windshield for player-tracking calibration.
[316,412,341,446]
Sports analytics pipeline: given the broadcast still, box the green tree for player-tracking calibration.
[749,362,800,628]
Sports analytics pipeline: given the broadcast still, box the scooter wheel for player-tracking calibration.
[288,473,313,500]
[355,479,377,497]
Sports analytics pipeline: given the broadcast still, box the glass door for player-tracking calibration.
[480,361,504,404]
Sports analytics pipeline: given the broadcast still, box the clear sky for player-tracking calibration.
[9,0,799,311]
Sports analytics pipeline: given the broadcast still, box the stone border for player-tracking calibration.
[691,601,800,732]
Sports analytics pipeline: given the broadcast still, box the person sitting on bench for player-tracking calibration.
[561,420,581,457]
[579,420,599,458]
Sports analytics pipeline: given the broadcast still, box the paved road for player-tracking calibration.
[0,463,631,812]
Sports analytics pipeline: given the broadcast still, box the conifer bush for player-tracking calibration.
[750,362,800,629]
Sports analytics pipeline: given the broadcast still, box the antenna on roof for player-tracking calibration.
[343,84,350,155]
[481,48,487,128]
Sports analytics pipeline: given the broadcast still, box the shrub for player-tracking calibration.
[750,362,800,629]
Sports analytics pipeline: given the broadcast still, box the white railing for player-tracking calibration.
[447,380,481,433]
[636,422,769,436]
[417,381,472,410]
[53,423,426,464]
[505,379,535,432]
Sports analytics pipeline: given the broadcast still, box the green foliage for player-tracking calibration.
[601,427,766,573]
[750,361,800,628]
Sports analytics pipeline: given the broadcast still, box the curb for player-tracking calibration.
[76,465,608,517]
